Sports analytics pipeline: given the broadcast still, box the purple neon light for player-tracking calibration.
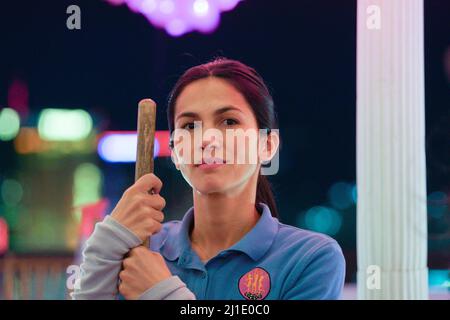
[105,0,242,36]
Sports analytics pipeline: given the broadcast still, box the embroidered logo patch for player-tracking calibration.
[238,267,271,300]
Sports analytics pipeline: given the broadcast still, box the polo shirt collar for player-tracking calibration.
[159,203,279,265]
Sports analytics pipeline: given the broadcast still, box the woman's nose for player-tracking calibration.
[201,135,220,151]
[200,128,223,151]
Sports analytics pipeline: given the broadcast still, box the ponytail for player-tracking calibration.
[256,174,278,218]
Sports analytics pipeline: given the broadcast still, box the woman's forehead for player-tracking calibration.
[174,77,252,117]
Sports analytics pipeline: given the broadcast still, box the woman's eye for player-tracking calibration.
[183,122,196,130]
[223,119,238,126]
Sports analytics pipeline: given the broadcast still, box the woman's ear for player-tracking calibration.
[259,129,280,164]
[170,149,180,170]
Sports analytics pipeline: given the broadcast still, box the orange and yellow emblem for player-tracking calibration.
[238,267,271,300]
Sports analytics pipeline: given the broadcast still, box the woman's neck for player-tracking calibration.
[190,177,261,263]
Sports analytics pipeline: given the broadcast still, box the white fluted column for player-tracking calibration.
[356,0,428,299]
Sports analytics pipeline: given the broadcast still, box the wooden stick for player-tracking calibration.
[135,98,157,248]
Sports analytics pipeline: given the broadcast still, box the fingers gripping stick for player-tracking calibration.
[135,98,157,248]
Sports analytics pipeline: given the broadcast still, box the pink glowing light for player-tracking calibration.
[106,0,242,36]
[167,19,188,37]
[8,78,29,119]
[107,0,126,5]
[0,218,8,254]
[79,199,109,238]
[193,0,209,16]
[216,0,241,11]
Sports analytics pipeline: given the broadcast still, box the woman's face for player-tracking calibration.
[172,77,263,196]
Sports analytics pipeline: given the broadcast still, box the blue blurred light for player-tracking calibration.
[98,133,160,163]
[427,191,448,219]
[328,182,354,210]
[428,270,450,288]
[303,206,342,236]
[352,184,357,203]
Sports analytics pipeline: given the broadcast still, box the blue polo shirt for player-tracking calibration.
[149,203,346,300]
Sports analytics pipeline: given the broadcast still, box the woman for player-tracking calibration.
[72,58,345,300]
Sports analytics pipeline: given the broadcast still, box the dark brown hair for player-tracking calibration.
[167,58,279,218]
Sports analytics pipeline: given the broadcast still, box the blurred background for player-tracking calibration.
[0,0,448,299]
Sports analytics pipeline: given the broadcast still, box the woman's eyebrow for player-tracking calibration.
[213,105,244,116]
[175,111,198,122]
[175,105,244,122]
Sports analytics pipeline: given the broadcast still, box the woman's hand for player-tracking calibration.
[118,246,172,299]
[110,173,166,242]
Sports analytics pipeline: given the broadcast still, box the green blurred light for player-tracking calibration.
[0,108,20,141]
[13,210,64,252]
[304,206,342,236]
[328,182,354,210]
[1,205,24,229]
[38,109,93,141]
[427,191,448,219]
[1,179,23,207]
[352,185,357,203]
[73,163,102,221]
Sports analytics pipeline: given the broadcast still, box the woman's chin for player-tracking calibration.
[193,180,228,195]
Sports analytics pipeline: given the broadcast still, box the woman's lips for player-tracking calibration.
[195,157,225,170]
[197,163,225,170]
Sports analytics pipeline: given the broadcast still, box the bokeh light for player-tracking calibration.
[2,205,23,231]
[106,0,242,36]
[216,0,241,11]
[14,127,48,154]
[0,217,9,254]
[7,78,29,119]
[98,133,139,163]
[193,0,209,16]
[328,182,354,210]
[429,270,450,289]
[0,108,20,141]
[160,0,175,14]
[301,206,343,236]
[38,109,93,141]
[73,163,103,209]
[427,191,448,219]
[167,19,188,36]
[444,46,450,83]
[1,179,23,207]
[352,184,357,203]
[98,131,166,162]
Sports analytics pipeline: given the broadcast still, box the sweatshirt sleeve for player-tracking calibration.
[138,276,196,300]
[71,215,197,300]
[71,215,142,300]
